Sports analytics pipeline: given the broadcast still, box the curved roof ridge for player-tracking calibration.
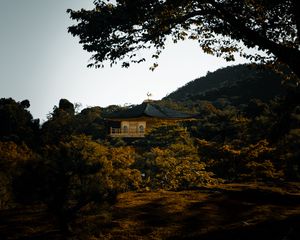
[144,103,166,118]
[105,102,194,119]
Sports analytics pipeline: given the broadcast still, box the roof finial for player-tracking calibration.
[147,92,152,100]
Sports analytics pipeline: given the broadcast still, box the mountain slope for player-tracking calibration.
[164,64,285,104]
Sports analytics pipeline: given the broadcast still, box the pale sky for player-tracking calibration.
[0,0,250,121]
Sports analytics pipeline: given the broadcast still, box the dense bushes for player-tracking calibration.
[196,139,283,182]
[0,141,36,209]
[138,144,215,190]
[134,124,216,190]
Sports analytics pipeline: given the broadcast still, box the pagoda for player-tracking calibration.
[104,101,193,138]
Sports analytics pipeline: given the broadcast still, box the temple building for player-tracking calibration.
[104,101,193,138]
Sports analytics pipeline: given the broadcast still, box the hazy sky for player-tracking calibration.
[0,0,250,121]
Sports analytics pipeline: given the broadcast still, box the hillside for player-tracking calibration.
[1,183,300,239]
[164,64,286,105]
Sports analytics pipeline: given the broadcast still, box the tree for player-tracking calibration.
[134,124,216,189]
[195,138,283,181]
[41,99,76,144]
[105,146,142,192]
[0,141,36,209]
[139,143,215,190]
[58,98,75,115]
[0,98,39,146]
[135,123,194,148]
[13,135,116,234]
[75,106,107,140]
[68,0,300,79]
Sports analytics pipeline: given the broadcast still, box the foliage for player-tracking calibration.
[74,106,107,140]
[0,141,35,168]
[42,100,108,144]
[135,122,193,148]
[142,143,216,190]
[58,98,75,115]
[240,140,283,180]
[0,141,36,209]
[187,103,250,142]
[41,99,77,144]
[12,135,112,233]
[105,146,142,192]
[165,64,285,103]
[134,124,216,190]
[8,132,142,234]
[0,98,39,146]
[68,0,300,79]
[245,160,279,181]
[277,107,300,180]
[196,139,283,181]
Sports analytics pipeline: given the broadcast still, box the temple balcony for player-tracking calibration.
[109,127,145,138]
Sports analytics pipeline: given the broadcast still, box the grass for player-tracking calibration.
[1,182,300,239]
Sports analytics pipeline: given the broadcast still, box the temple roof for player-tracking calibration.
[104,102,193,119]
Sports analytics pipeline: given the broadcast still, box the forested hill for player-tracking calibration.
[164,64,285,104]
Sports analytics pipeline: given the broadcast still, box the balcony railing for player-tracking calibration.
[109,128,145,138]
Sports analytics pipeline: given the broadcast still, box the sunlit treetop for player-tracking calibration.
[68,0,300,77]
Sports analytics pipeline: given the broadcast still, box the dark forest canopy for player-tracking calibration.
[68,0,300,78]
[165,64,286,103]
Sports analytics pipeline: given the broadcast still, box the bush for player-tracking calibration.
[0,141,36,209]
[137,142,216,190]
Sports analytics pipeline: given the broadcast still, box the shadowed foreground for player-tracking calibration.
[1,183,300,239]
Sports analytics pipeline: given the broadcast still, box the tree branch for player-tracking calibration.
[291,0,300,43]
[213,3,300,77]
